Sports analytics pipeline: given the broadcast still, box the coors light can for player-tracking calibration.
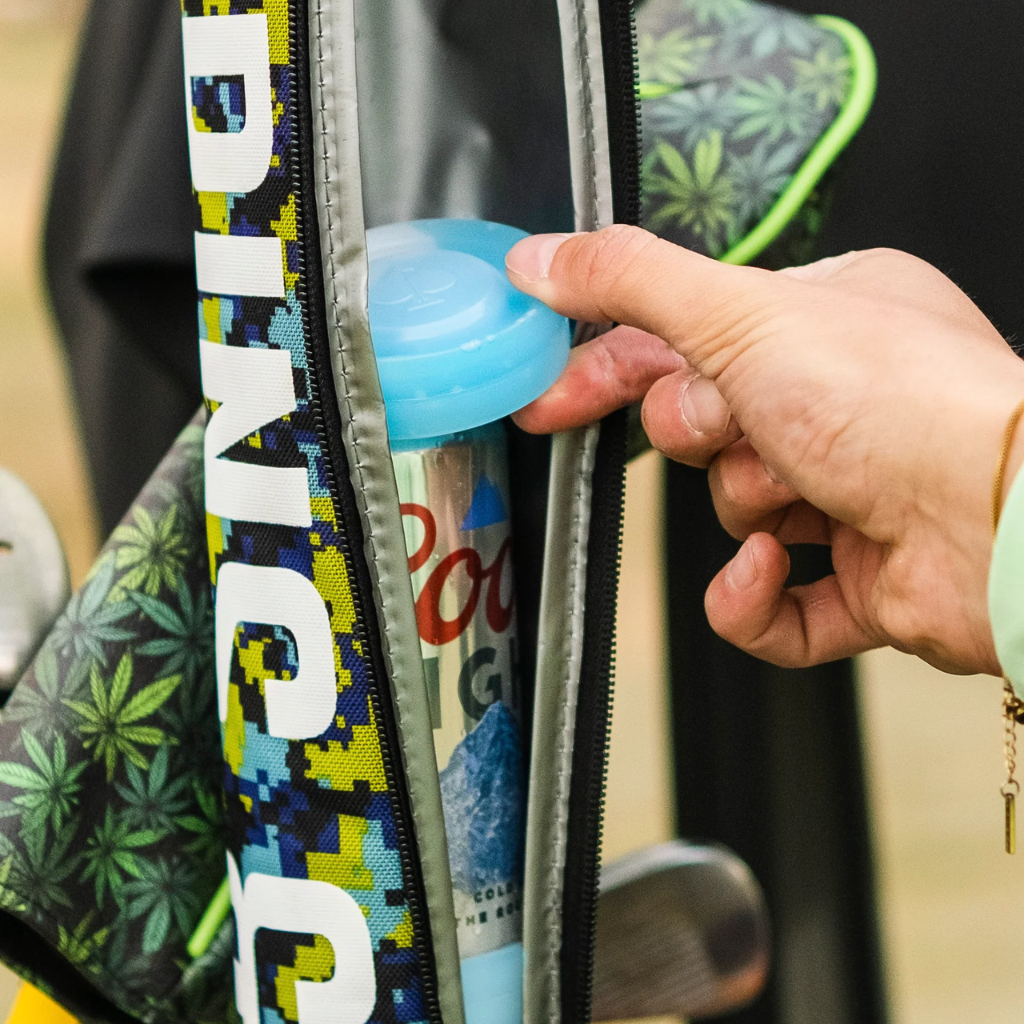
[393,421,523,962]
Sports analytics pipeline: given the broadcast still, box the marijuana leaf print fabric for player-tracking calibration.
[637,0,853,257]
[0,415,231,1024]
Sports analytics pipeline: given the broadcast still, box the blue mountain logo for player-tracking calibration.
[460,475,509,531]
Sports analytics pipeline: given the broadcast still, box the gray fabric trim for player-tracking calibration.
[523,423,599,1024]
[522,1,616,1018]
[307,5,465,1023]
[556,0,614,233]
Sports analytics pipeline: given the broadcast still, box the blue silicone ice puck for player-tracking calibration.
[461,943,524,1024]
[366,219,571,443]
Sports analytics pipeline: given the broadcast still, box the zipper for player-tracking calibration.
[602,0,642,227]
[558,410,628,1024]
[560,0,640,1018]
[290,3,444,1022]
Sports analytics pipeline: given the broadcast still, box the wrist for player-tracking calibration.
[989,393,1024,691]
[998,405,1024,525]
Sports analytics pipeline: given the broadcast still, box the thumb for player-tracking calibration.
[505,225,788,380]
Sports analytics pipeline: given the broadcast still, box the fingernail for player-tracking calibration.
[679,375,731,436]
[505,233,580,283]
[725,544,758,591]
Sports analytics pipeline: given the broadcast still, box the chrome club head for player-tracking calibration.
[0,469,69,691]
[592,841,770,1021]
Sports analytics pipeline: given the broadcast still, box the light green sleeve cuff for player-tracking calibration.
[989,464,1024,699]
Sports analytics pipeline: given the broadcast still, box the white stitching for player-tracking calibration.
[313,3,385,618]
[574,0,601,224]
[536,426,597,1024]
[537,0,602,1013]
[544,436,592,1023]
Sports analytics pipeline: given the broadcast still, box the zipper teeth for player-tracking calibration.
[573,422,627,1023]
[574,498,624,1019]
[287,3,443,1021]
[571,0,639,1016]
[626,0,642,226]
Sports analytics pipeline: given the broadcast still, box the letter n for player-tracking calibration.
[201,340,312,527]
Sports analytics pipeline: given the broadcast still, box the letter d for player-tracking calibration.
[182,13,274,194]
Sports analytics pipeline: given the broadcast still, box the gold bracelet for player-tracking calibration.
[993,397,1024,853]
[991,397,1024,533]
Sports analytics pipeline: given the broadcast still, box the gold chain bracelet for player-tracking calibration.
[992,397,1024,853]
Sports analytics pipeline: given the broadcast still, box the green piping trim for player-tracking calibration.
[718,15,877,266]
[638,80,678,100]
[187,876,230,959]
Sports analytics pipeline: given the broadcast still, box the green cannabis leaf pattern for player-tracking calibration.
[645,133,735,242]
[82,806,163,911]
[637,0,854,257]
[637,27,715,84]
[65,653,180,782]
[112,506,189,600]
[0,417,229,1022]
[0,731,87,838]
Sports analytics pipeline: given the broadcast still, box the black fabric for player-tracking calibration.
[45,0,199,537]
[782,0,1024,343]
[665,470,886,1024]
[0,914,135,1024]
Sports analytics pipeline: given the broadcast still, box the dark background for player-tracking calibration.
[786,0,1024,343]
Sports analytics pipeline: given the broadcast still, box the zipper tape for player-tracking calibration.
[184,2,448,1021]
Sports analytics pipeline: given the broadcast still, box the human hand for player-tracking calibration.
[505,226,1024,676]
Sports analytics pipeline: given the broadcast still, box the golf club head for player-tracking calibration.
[0,468,69,692]
[592,841,770,1021]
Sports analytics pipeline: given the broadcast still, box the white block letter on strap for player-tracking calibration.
[228,856,376,1024]
[215,562,336,738]
[195,233,285,298]
[201,340,311,527]
[182,13,274,194]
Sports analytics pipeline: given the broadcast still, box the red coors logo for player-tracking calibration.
[401,503,514,646]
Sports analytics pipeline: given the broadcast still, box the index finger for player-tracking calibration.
[505,225,786,379]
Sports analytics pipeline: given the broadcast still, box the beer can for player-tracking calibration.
[392,421,523,963]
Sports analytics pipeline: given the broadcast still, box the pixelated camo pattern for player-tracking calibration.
[192,76,246,134]
[183,2,430,1023]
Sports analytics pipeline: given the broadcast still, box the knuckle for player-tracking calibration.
[851,247,942,283]
[764,647,812,670]
[858,246,911,265]
[586,336,635,408]
[709,492,752,541]
[565,225,659,314]
[712,450,761,518]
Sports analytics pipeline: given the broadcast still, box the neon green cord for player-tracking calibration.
[187,876,230,960]
[719,16,877,265]
[638,81,678,100]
